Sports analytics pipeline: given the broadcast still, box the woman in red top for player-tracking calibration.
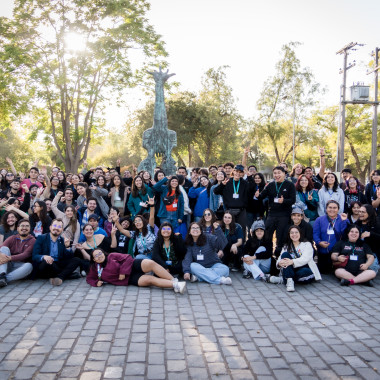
[86,248,186,293]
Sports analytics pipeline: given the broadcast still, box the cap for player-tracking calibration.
[291,206,304,215]
[234,164,244,172]
[251,220,265,231]
[88,214,100,221]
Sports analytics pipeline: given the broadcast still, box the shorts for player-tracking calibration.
[128,259,145,286]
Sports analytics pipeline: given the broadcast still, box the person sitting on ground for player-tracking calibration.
[331,224,376,287]
[270,225,321,292]
[241,220,272,280]
[182,222,230,285]
[199,208,219,235]
[0,219,35,288]
[86,248,186,293]
[0,211,20,244]
[32,218,81,286]
[78,214,107,243]
[152,222,187,276]
[209,171,227,220]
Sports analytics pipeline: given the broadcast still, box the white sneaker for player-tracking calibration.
[173,281,186,294]
[286,278,295,292]
[269,276,284,284]
[190,274,198,283]
[220,276,232,285]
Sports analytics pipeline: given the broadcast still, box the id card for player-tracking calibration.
[172,203,177,208]
[119,242,125,247]
[166,260,172,266]
[233,193,239,199]
[274,197,279,203]
[139,201,147,207]
[197,254,204,261]
[350,255,358,261]
[327,229,334,235]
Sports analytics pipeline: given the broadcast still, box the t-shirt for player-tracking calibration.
[130,226,156,256]
[332,240,373,274]
[0,226,18,241]
[224,223,243,245]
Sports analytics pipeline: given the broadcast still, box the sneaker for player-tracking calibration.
[190,274,198,283]
[269,276,284,284]
[263,274,271,283]
[242,270,252,279]
[286,278,295,292]
[0,273,7,288]
[231,267,239,272]
[81,270,87,277]
[364,280,374,287]
[49,278,63,286]
[340,279,350,286]
[220,276,232,285]
[173,281,186,294]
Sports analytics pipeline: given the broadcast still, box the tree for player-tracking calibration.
[252,42,321,165]
[0,0,166,172]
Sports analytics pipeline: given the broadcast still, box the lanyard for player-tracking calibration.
[224,229,230,237]
[87,237,97,250]
[163,243,170,260]
[349,243,356,256]
[275,181,284,197]
[97,264,103,280]
[139,234,147,252]
[299,191,308,203]
[373,184,379,196]
[327,189,334,197]
[328,217,336,230]
[232,179,240,194]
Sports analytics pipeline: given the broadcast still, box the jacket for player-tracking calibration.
[76,187,110,219]
[127,185,154,219]
[1,234,35,262]
[151,235,187,270]
[296,190,319,221]
[188,186,210,217]
[32,233,73,263]
[317,187,344,216]
[209,183,224,213]
[213,178,253,210]
[243,237,272,260]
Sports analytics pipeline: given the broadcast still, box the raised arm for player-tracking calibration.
[147,195,155,229]
[5,157,17,176]
[317,147,325,179]
[51,192,65,218]
[112,215,131,238]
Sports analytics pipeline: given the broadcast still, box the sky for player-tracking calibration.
[1,0,379,129]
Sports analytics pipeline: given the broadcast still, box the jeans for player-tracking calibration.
[0,247,33,282]
[280,252,314,284]
[243,258,271,279]
[160,211,179,229]
[369,256,379,274]
[190,262,229,284]
[135,253,152,260]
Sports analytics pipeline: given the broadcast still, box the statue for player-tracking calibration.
[138,67,177,176]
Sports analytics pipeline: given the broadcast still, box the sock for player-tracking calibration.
[349,279,355,285]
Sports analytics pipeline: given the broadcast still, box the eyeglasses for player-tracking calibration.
[6,174,13,177]
[191,227,200,230]
[204,213,211,216]
[52,224,62,228]
[94,252,103,259]
[162,227,172,231]
[358,211,367,214]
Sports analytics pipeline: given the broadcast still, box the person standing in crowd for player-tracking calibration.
[176,175,192,228]
[209,171,227,220]
[313,200,349,274]
[295,174,319,225]
[182,222,230,285]
[177,167,192,193]
[77,197,104,228]
[127,175,154,220]
[347,201,361,224]
[318,173,344,216]
[365,169,380,214]
[246,172,266,228]
[76,181,109,220]
[109,174,128,216]
[289,163,304,184]
[213,165,252,236]
[223,162,234,178]
[255,166,296,257]
[271,225,321,292]
[21,167,43,192]
[343,176,365,214]
[331,224,376,286]
[241,220,272,280]
[0,178,22,200]
[208,165,218,184]
[32,219,81,286]
[304,148,326,190]
[57,187,77,212]
[0,219,35,287]
[188,176,212,222]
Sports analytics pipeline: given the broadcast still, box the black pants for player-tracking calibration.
[234,209,247,242]
[37,257,81,280]
[317,252,333,274]
[222,244,242,270]
[265,215,290,257]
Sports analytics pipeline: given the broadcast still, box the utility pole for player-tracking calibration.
[369,48,379,171]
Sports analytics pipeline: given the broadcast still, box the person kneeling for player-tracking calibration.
[86,248,186,293]
[331,224,376,287]
[271,226,321,292]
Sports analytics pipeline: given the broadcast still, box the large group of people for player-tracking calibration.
[0,147,379,293]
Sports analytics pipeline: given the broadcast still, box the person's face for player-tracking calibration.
[294,164,303,175]
[109,169,116,178]
[273,169,285,182]
[210,167,217,176]
[170,179,178,188]
[50,221,63,236]
[95,169,103,177]
[123,170,131,178]
[304,168,313,178]
[7,213,17,226]
[157,172,165,181]
[92,249,105,264]
[17,222,30,236]
[52,168,59,175]
[89,219,98,229]
[161,225,172,238]
[121,220,130,229]
[299,176,309,189]
[224,166,233,175]
[105,172,111,181]
[348,228,360,242]
[135,177,142,188]
[248,167,257,175]
[177,168,187,176]
[255,228,264,240]
[280,163,288,171]
[72,175,79,184]
[351,203,360,215]
[13,200,20,208]
[0,169,6,177]
[218,166,224,172]
[254,175,262,184]
[57,172,64,181]
[348,178,357,189]
[78,174,84,181]
[200,177,209,187]
[29,169,39,180]
[109,209,119,218]
[33,203,42,213]
[113,176,121,186]
[134,217,143,230]
[37,174,45,183]
[223,213,232,225]
[372,173,380,183]
[203,210,212,222]
[97,176,105,186]
[45,200,52,211]
[6,173,14,182]
[65,207,74,218]
[51,177,59,187]
[190,224,201,237]
[216,171,225,181]
[326,204,339,218]
[11,181,20,190]
[342,172,351,181]
[66,174,72,183]
[30,187,38,196]
[359,207,369,221]
[326,174,335,185]
[87,200,97,211]
[233,170,241,180]
[77,185,85,195]
[291,213,303,225]
[65,190,73,201]
[143,172,150,180]
[289,228,301,242]
[83,225,94,238]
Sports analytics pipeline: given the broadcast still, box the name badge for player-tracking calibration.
[119,242,125,247]
[274,197,279,203]
[253,196,258,200]
[350,255,358,261]
[139,201,146,207]
[197,254,204,261]
[166,260,172,266]
[327,229,334,235]
[172,203,177,208]
[304,205,308,210]
[233,194,239,199]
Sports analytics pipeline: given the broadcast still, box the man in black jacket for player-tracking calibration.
[213,165,253,237]
[256,166,296,257]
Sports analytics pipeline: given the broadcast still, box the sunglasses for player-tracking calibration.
[204,212,211,216]
[6,174,13,177]
[52,224,62,228]
[162,227,172,231]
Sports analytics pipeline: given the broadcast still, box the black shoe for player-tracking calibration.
[242,270,253,279]
[364,280,374,287]
[340,279,350,286]
[0,273,8,288]
[67,272,81,280]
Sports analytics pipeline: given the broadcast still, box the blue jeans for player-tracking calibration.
[281,252,314,284]
[369,256,379,274]
[0,247,33,282]
[135,254,152,260]
[190,262,229,284]
[160,211,179,229]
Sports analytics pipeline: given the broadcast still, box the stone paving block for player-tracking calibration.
[147,364,165,379]
[80,372,102,380]
[39,360,64,372]
[104,366,123,378]
[208,362,228,375]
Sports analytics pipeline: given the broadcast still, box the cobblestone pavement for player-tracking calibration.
[1,273,380,380]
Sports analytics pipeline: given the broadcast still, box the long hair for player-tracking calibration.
[64,205,78,235]
[77,182,92,199]
[323,172,339,192]
[96,175,107,188]
[167,176,181,197]
[362,204,377,227]
[131,176,147,198]
[133,215,149,237]
[200,176,212,197]
[184,222,207,246]
[220,211,237,235]
[111,174,126,199]
[31,200,49,225]
[0,211,19,233]
[284,225,307,252]
[253,173,265,190]
[154,170,165,182]
[370,169,380,185]
[347,176,360,191]
[199,209,217,233]
[90,248,108,268]
[57,170,67,189]
[290,164,305,178]
[295,174,314,192]
[157,222,175,246]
